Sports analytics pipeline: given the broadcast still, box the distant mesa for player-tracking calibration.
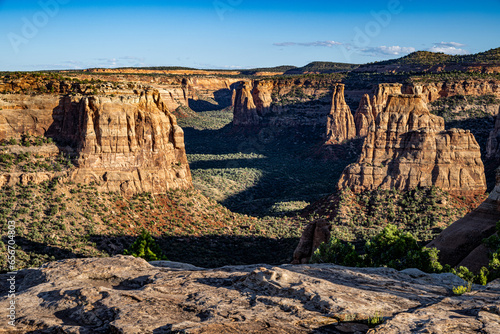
[354,47,500,74]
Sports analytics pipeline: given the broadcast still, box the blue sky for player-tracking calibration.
[0,0,499,71]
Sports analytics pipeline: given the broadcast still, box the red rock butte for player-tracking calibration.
[0,89,192,195]
[338,93,486,197]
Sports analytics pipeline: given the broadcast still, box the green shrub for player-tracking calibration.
[124,229,167,261]
[367,311,384,327]
[311,237,361,266]
[311,224,443,273]
[452,284,470,296]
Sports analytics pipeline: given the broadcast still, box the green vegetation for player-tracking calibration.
[183,126,361,216]
[312,221,500,284]
[312,224,443,273]
[311,187,471,243]
[430,94,500,122]
[452,284,471,296]
[372,47,500,67]
[374,51,452,66]
[124,229,167,261]
[284,61,360,74]
[1,135,54,147]
[367,312,384,328]
[0,143,73,174]
[177,107,233,130]
[483,221,500,280]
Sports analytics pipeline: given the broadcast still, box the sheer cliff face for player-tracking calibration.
[0,90,192,195]
[339,94,486,196]
[486,106,500,159]
[232,81,260,126]
[325,84,356,144]
[404,80,500,103]
[72,91,191,194]
[232,78,335,128]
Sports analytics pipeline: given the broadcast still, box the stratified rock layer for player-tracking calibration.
[232,81,260,126]
[404,80,500,103]
[1,256,499,333]
[71,91,191,194]
[325,84,356,144]
[339,94,487,196]
[353,83,403,137]
[0,90,192,195]
[232,77,338,129]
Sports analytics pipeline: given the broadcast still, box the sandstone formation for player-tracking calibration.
[232,80,260,126]
[339,94,487,196]
[232,78,339,129]
[353,84,403,137]
[427,167,500,271]
[487,106,500,159]
[0,89,192,195]
[1,255,499,333]
[325,84,356,144]
[404,80,500,103]
[292,219,331,264]
[353,94,374,137]
[71,90,191,194]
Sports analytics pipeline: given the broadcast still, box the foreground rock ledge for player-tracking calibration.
[0,256,499,334]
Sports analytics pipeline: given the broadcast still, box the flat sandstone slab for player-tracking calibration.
[0,256,499,333]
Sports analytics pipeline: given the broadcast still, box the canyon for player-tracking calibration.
[2,31,500,334]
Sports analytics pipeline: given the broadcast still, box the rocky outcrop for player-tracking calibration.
[232,81,260,126]
[353,84,403,137]
[1,255,498,333]
[325,84,356,144]
[371,83,403,115]
[0,89,192,195]
[404,80,500,103]
[486,106,500,159]
[353,94,374,137]
[232,78,339,129]
[428,167,500,271]
[292,219,331,264]
[71,91,191,194]
[339,94,487,196]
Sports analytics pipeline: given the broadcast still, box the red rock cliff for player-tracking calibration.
[232,78,339,129]
[325,84,356,144]
[339,94,486,196]
[0,89,192,195]
[404,80,500,103]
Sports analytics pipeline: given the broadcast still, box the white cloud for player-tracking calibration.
[273,40,342,47]
[428,42,468,55]
[95,57,146,68]
[360,45,416,56]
